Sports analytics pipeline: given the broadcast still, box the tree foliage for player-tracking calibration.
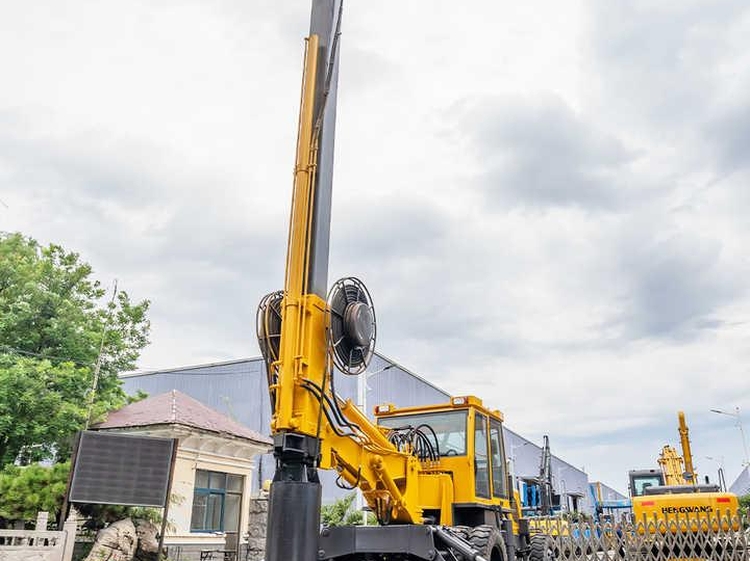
[0,232,150,465]
[0,462,161,528]
[0,462,69,524]
[321,493,376,526]
[739,493,750,518]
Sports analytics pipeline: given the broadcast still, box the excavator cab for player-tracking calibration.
[628,468,665,497]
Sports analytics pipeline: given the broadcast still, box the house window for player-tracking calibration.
[190,470,244,532]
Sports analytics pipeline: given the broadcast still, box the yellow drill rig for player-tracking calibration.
[255,2,544,560]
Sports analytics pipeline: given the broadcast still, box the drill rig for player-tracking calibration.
[256,2,538,560]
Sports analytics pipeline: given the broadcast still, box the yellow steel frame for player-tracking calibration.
[269,33,430,525]
[270,33,515,528]
[677,410,696,484]
[657,445,686,487]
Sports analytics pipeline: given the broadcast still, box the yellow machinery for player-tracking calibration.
[255,2,542,560]
[628,411,739,530]
[656,445,687,487]
[653,411,697,487]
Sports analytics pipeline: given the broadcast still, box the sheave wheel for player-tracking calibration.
[528,534,556,561]
[468,525,507,561]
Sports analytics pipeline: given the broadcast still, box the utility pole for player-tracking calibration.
[710,407,750,467]
[85,279,118,428]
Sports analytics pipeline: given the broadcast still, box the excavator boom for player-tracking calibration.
[677,410,696,484]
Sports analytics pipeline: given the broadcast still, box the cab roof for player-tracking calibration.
[374,395,504,422]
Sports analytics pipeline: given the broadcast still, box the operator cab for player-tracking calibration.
[628,469,665,497]
[375,395,511,522]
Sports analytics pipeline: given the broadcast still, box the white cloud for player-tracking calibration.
[2,0,750,492]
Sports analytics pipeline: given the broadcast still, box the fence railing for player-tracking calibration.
[0,511,77,561]
[529,514,749,560]
[0,530,68,561]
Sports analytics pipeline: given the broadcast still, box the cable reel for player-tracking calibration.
[256,290,284,370]
[327,277,376,375]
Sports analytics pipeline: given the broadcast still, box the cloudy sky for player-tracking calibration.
[2,0,750,493]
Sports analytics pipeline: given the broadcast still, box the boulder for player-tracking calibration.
[84,519,137,561]
[133,519,160,561]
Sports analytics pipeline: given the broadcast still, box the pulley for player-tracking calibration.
[327,277,376,375]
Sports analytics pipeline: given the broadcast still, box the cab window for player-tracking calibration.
[474,412,490,499]
[378,410,468,457]
[631,475,663,496]
[490,419,506,498]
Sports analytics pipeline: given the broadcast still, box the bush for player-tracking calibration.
[0,462,162,529]
[0,462,69,526]
[321,493,376,526]
[739,493,750,519]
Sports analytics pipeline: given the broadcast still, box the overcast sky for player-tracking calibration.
[2,0,750,493]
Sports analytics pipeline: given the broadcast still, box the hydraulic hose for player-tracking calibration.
[431,527,488,561]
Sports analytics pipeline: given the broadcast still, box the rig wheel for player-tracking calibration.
[450,525,472,541]
[528,534,556,561]
[468,525,507,561]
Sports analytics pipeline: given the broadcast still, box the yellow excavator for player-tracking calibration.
[255,2,546,560]
[628,411,739,528]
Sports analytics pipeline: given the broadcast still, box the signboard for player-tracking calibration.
[68,431,176,507]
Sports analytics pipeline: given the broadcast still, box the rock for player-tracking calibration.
[84,519,137,561]
[245,499,269,561]
[133,520,160,561]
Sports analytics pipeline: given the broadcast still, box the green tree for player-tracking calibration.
[739,493,750,519]
[0,462,69,524]
[321,493,376,526]
[0,232,150,465]
[0,462,162,528]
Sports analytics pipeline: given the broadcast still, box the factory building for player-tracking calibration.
[121,352,595,515]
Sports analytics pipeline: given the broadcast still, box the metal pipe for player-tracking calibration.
[340,398,395,450]
[710,407,750,467]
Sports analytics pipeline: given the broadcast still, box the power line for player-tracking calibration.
[0,344,89,367]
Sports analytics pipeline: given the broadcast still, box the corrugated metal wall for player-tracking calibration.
[120,353,451,503]
[121,358,273,494]
[121,354,593,512]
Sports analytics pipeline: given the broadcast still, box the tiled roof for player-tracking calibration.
[93,389,272,445]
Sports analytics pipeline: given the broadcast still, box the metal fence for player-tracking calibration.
[529,514,749,560]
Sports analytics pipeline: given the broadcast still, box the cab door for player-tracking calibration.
[474,412,491,499]
[489,418,507,499]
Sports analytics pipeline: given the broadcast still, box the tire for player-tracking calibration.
[450,525,472,541]
[468,525,507,561]
[528,534,556,561]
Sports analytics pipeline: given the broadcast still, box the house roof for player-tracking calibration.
[93,389,272,445]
